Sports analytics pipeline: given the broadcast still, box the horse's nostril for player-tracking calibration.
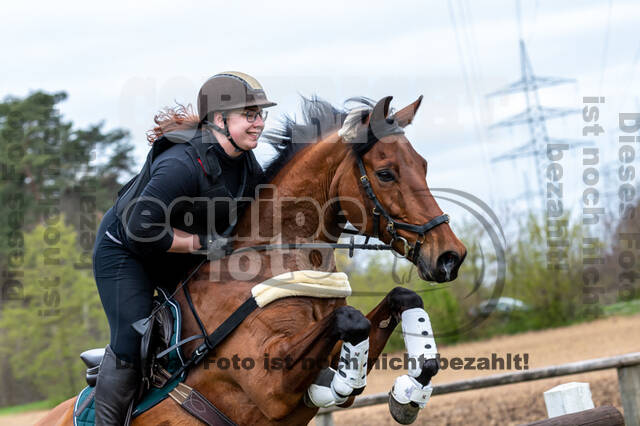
[436,251,461,280]
[438,251,459,267]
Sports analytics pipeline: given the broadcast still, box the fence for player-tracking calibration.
[314,352,640,426]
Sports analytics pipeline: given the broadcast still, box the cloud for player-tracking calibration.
[2,0,638,215]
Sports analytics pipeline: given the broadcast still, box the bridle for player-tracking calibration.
[158,141,453,385]
[211,109,451,263]
[227,151,450,264]
[351,153,450,263]
[336,95,450,263]
[151,98,453,385]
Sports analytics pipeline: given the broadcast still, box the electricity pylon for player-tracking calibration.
[488,39,591,211]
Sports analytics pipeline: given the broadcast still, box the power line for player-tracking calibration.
[516,0,523,41]
[460,0,484,97]
[598,0,614,95]
[447,0,477,129]
[448,0,497,207]
[527,0,540,46]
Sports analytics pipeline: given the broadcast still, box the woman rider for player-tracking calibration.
[92,72,276,425]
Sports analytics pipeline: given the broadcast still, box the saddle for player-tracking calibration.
[74,271,352,425]
[73,289,236,425]
[81,288,182,390]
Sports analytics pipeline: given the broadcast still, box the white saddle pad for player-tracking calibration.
[251,270,352,308]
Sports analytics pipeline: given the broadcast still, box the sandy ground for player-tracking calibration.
[4,314,639,426]
[1,411,50,426]
[327,313,640,425]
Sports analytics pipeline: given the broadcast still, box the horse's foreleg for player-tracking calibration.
[338,286,428,375]
[340,287,438,424]
[386,305,438,424]
[269,305,367,391]
[325,286,416,409]
[364,287,437,425]
[302,305,371,409]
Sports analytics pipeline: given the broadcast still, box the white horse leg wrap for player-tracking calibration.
[306,368,348,408]
[305,338,369,408]
[401,308,437,378]
[391,374,433,408]
[331,337,368,396]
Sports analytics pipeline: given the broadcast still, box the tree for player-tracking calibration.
[0,90,135,405]
[0,90,135,256]
[0,218,109,402]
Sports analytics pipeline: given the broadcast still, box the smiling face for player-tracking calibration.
[213,106,266,153]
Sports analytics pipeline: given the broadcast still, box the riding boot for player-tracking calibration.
[94,345,139,426]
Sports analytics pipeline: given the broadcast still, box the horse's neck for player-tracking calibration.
[183,137,348,378]
[235,135,347,247]
[219,136,348,277]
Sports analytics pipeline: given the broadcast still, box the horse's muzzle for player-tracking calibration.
[416,250,463,283]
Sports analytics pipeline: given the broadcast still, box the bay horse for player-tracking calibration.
[38,95,466,425]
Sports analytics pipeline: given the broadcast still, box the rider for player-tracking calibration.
[92,72,276,425]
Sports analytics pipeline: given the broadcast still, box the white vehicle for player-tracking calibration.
[471,297,530,316]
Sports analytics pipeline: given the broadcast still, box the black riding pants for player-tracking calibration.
[93,207,154,367]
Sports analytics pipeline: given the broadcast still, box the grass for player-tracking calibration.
[0,400,53,416]
[603,298,640,316]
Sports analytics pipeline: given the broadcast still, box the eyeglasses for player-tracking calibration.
[241,109,268,123]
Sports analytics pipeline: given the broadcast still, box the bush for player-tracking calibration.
[340,213,610,352]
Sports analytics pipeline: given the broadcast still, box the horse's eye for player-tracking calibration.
[376,169,395,182]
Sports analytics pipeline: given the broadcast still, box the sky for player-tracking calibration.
[2,0,638,226]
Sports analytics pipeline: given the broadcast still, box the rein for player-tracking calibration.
[155,125,452,390]
[162,173,449,384]
[155,234,394,383]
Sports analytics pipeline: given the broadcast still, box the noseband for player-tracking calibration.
[354,154,450,263]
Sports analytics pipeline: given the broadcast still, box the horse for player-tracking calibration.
[37,95,466,425]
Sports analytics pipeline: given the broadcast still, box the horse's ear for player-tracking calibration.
[393,95,423,127]
[370,96,393,123]
[360,109,371,126]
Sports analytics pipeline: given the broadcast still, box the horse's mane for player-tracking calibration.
[261,96,376,183]
[144,96,378,181]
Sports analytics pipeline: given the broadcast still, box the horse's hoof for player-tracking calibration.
[388,389,419,425]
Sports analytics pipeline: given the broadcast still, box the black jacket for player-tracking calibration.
[113,128,263,260]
